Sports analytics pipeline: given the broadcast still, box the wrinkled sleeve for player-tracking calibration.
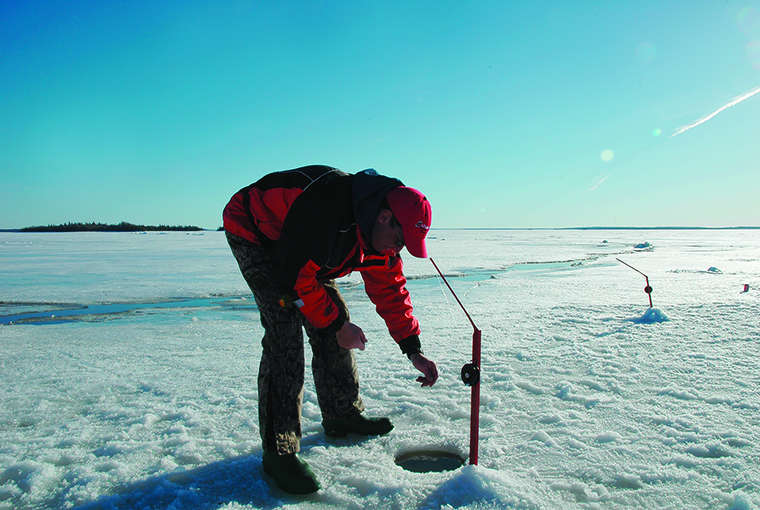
[361,256,421,343]
[292,259,346,333]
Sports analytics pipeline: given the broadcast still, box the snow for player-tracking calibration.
[1,229,759,509]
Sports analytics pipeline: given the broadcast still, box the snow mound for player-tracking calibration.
[630,308,670,323]
[416,465,540,509]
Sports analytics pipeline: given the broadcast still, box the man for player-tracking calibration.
[223,165,438,494]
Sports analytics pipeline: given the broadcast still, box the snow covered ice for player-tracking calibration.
[1,229,759,509]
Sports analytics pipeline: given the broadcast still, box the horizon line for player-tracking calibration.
[433,226,760,230]
[2,225,760,233]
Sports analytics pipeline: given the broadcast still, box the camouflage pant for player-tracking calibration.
[226,232,364,455]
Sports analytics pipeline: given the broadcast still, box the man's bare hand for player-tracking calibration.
[410,353,439,387]
[336,321,368,350]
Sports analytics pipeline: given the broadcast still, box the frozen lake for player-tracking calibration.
[1,229,759,509]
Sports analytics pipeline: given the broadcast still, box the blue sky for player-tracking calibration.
[2,1,759,229]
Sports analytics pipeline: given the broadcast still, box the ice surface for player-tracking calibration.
[1,230,759,509]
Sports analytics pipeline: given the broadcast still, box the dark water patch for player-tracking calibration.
[0,296,257,325]
[395,450,466,473]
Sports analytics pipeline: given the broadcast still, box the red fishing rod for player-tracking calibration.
[430,258,481,466]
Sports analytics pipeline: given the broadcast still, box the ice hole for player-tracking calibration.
[394,450,466,473]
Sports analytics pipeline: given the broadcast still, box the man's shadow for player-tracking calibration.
[69,452,275,509]
[64,444,325,509]
[54,433,372,509]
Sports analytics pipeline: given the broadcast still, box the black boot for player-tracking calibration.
[262,451,320,494]
[322,414,394,438]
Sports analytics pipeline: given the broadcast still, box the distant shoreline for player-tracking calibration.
[6,222,205,233]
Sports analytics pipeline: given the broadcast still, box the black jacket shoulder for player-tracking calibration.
[273,172,357,289]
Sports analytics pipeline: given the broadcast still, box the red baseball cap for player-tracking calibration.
[386,186,432,258]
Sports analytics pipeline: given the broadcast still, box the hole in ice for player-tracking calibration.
[394,450,465,473]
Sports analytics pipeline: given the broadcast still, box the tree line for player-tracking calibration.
[20,222,204,232]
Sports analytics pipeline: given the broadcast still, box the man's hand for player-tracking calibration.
[336,321,368,351]
[410,353,439,387]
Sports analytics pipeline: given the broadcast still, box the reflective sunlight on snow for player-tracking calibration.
[1,230,758,509]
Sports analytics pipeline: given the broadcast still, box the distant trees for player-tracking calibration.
[20,222,204,232]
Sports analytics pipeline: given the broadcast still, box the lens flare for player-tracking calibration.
[747,40,760,69]
[652,128,662,136]
[600,150,614,162]
[738,7,760,37]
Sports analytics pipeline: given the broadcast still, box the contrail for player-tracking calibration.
[669,85,760,138]
[583,174,609,193]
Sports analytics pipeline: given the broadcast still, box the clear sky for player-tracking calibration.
[2,1,759,229]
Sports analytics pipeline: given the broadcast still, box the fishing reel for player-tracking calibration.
[461,362,480,387]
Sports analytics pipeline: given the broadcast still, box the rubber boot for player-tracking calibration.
[262,451,320,494]
[322,414,394,438]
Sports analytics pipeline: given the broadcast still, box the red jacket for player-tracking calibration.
[223,166,422,353]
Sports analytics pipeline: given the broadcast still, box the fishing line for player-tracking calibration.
[430,257,482,465]
[464,281,480,298]
[435,273,451,307]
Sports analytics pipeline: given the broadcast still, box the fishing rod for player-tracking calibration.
[430,258,481,466]
[617,258,653,308]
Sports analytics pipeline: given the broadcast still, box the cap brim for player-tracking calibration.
[404,231,428,258]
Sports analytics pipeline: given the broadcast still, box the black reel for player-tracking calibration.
[461,363,480,387]
[644,285,653,294]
